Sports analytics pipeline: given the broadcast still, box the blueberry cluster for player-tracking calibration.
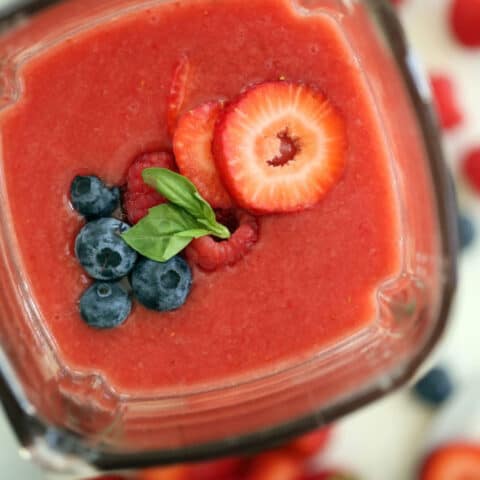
[71,176,192,329]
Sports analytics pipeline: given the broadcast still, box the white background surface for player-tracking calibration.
[1,0,479,478]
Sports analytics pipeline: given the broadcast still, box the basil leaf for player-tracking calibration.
[142,168,230,239]
[121,204,211,262]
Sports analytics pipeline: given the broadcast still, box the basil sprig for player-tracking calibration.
[122,168,230,262]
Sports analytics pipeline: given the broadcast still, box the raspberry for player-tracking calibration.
[186,210,259,271]
[286,426,333,458]
[246,452,301,480]
[450,0,480,48]
[123,151,176,224]
[429,75,463,130]
[462,147,480,192]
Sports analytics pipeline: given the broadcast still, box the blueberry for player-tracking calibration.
[131,256,192,311]
[413,366,454,406]
[458,213,476,251]
[70,175,120,219]
[79,282,131,329]
[75,218,137,280]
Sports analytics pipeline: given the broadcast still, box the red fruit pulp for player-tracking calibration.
[0,0,436,395]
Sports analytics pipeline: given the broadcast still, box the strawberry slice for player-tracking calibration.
[167,56,191,138]
[213,82,346,214]
[123,151,176,224]
[173,101,233,208]
[420,444,480,480]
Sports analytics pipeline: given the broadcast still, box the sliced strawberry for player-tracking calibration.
[186,210,258,271]
[173,101,233,208]
[420,443,480,480]
[213,82,346,214]
[245,452,302,480]
[167,56,191,138]
[123,151,176,224]
[450,0,480,48]
[286,426,333,459]
[429,75,463,130]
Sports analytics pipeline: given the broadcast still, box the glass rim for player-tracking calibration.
[0,0,457,472]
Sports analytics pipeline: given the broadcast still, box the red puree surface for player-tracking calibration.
[0,0,401,394]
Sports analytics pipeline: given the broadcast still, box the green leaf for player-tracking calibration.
[121,204,211,262]
[142,167,230,239]
[122,169,232,262]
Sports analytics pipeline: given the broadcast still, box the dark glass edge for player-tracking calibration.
[0,0,60,22]
[0,0,457,473]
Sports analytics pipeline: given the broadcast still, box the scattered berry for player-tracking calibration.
[79,282,131,329]
[131,256,192,311]
[70,175,120,219]
[245,452,301,480]
[458,213,476,251]
[174,101,233,208]
[301,471,359,480]
[413,366,454,407]
[138,465,188,480]
[124,151,177,224]
[429,75,463,130]
[186,210,258,271]
[287,426,333,458]
[450,0,480,48]
[167,56,191,138]
[75,218,137,280]
[189,457,245,480]
[420,443,480,480]
[213,82,346,214]
[461,147,480,192]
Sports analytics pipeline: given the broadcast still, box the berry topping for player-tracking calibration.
[174,101,233,208]
[124,151,177,224]
[186,210,258,271]
[131,256,192,311]
[167,56,191,138]
[429,75,463,130]
[213,82,346,214]
[458,213,476,251]
[287,426,333,458]
[75,218,137,280]
[461,147,480,192]
[450,0,480,48]
[189,458,245,480]
[413,366,454,407]
[420,444,480,480]
[246,452,301,480]
[138,466,188,480]
[70,175,120,219]
[79,282,131,329]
